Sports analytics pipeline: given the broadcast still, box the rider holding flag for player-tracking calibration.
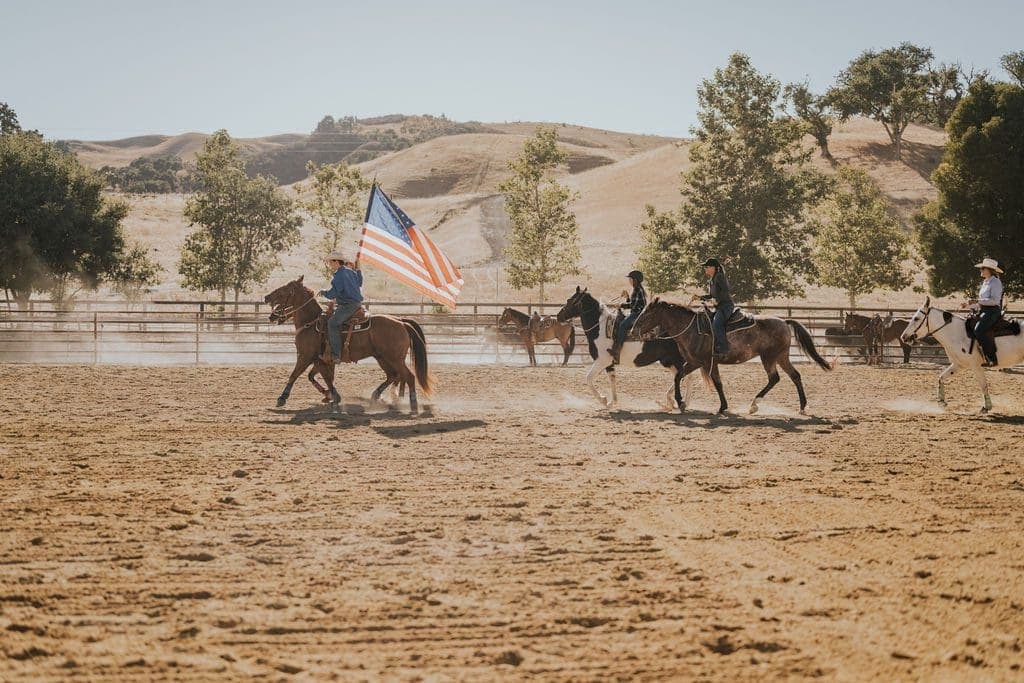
[319,251,363,364]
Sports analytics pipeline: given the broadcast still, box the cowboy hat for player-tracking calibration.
[974,257,1003,274]
[326,250,347,263]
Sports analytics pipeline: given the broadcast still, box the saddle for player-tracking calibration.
[964,312,1020,340]
[318,304,371,363]
[529,314,559,342]
[607,310,643,341]
[695,307,756,337]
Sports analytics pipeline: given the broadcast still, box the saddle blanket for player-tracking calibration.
[696,308,757,336]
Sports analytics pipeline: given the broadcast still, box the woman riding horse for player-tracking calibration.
[969,258,1004,367]
[693,257,733,359]
[609,270,647,364]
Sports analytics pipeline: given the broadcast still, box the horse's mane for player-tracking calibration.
[503,307,530,323]
[650,299,697,313]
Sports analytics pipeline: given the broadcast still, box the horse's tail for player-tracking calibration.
[567,324,576,356]
[786,319,833,371]
[402,318,433,395]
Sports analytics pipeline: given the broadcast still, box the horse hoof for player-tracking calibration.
[748,402,759,415]
[799,408,807,416]
[276,398,287,408]
[980,406,990,414]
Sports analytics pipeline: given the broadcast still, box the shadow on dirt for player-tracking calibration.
[603,410,834,432]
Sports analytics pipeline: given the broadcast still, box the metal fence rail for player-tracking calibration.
[2,299,1018,366]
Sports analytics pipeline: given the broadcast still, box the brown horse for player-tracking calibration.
[844,312,912,363]
[264,276,431,412]
[497,307,576,366]
[633,299,833,415]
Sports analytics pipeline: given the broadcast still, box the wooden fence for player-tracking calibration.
[1,298,1014,366]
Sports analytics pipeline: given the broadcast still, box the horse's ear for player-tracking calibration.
[583,287,588,293]
[575,285,581,294]
[924,296,930,308]
[652,296,660,304]
[298,275,304,283]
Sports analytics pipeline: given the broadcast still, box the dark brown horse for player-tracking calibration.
[264,276,431,412]
[497,307,576,366]
[844,312,912,363]
[633,299,833,415]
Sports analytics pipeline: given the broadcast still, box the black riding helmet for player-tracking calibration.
[701,257,722,269]
[626,270,644,284]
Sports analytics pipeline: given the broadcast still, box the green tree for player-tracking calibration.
[0,102,20,136]
[499,127,581,302]
[914,78,1024,296]
[0,128,160,306]
[1002,51,1024,87]
[299,160,369,278]
[179,130,301,302]
[638,53,828,302]
[784,82,835,163]
[829,42,933,160]
[812,167,911,308]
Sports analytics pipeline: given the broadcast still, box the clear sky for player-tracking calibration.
[2,0,1021,141]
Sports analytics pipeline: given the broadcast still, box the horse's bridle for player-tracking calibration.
[270,295,317,322]
[904,303,954,342]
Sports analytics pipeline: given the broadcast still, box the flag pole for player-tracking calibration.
[355,178,377,269]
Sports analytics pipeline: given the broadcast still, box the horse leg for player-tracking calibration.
[674,363,700,414]
[750,357,781,415]
[585,358,609,406]
[937,364,956,405]
[901,340,911,364]
[525,336,536,367]
[709,364,728,415]
[779,357,807,414]
[402,362,418,414]
[322,361,341,405]
[308,362,329,399]
[560,333,570,366]
[972,365,992,413]
[278,357,311,407]
[607,368,619,409]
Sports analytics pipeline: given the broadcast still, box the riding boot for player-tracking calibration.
[609,341,621,364]
[980,332,998,367]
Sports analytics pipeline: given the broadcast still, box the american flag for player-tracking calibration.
[357,184,464,309]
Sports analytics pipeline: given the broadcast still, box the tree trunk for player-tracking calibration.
[848,292,857,310]
[894,134,902,161]
[539,281,545,305]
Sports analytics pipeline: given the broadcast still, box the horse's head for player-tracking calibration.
[264,276,307,324]
[498,308,515,328]
[632,298,668,340]
[556,286,589,322]
[902,296,932,344]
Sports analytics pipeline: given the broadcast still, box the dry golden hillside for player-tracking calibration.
[102,118,944,308]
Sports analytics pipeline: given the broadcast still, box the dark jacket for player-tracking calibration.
[320,267,363,303]
[700,270,732,306]
[622,285,647,314]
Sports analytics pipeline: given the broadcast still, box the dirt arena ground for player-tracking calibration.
[1,361,1023,681]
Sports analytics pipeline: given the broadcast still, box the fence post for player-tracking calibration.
[195,312,200,365]
[92,312,98,365]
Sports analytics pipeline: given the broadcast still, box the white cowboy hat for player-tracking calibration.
[326,250,347,262]
[974,258,1003,274]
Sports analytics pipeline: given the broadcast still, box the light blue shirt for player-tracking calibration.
[978,276,1003,307]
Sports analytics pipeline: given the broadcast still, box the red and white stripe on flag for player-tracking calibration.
[358,223,463,309]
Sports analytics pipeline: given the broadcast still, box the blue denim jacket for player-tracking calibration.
[320,267,363,303]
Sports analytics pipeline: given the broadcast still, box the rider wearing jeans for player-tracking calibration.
[970,257,1003,367]
[699,258,734,358]
[609,270,647,364]
[320,251,363,364]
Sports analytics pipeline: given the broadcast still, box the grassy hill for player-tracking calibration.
[74,116,946,309]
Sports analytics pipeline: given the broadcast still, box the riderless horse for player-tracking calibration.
[497,307,576,366]
[264,276,432,412]
[901,296,1023,413]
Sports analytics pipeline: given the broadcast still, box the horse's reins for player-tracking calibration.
[272,295,317,322]
[654,309,698,340]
